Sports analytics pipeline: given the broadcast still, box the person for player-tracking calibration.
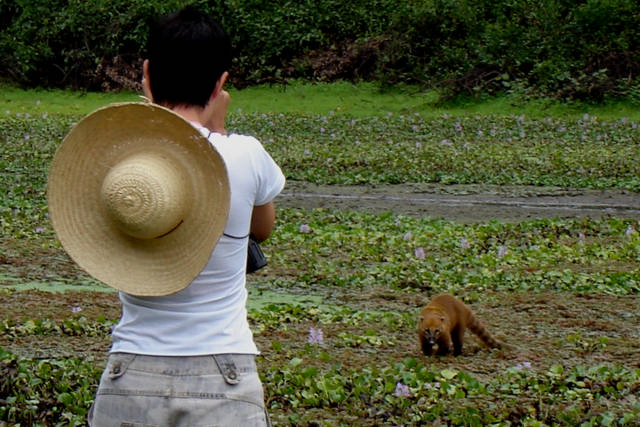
[87,7,285,426]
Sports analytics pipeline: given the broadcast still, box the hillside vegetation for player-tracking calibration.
[1,0,639,101]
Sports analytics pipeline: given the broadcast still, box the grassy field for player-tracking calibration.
[1,83,640,426]
[4,81,640,119]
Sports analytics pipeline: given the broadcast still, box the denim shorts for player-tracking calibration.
[88,353,271,427]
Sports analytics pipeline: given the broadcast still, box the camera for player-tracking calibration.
[246,235,267,273]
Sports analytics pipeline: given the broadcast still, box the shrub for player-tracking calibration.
[0,0,639,100]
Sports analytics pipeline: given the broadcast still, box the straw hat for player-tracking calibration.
[47,102,230,296]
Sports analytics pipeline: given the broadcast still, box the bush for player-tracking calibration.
[0,0,639,100]
[0,0,185,90]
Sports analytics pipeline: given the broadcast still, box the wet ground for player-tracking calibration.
[279,181,640,223]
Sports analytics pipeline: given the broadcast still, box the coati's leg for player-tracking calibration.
[420,337,433,356]
[451,327,465,356]
[436,334,453,355]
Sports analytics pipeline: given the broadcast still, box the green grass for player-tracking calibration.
[3,81,640,120]
[0,85,140,116]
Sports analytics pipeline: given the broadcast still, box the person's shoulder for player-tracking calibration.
[225,133,265,149]
[226,132,257,141]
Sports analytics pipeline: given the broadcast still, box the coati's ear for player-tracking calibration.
[440,316,445,322]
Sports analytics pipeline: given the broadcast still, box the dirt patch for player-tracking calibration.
[1,288,638,379]
[279,181,640,223]
[262,285,640,375]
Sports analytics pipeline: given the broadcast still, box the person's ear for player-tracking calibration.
[211,71,229,99]
[141,60,153,102]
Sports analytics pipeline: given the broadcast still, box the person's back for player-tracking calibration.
[87,7,285,426]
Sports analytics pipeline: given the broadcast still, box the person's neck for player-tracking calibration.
[169,104,226,135]
[171,105,207,128]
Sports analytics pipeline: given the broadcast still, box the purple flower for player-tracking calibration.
[459,238,470,249]
[414,247,426,259]
[514,361,532,371]
[71,306,82,314]
[497,246,507,259]
[626,226,636,237]
[394,382,412,398]
[34,226,45,234]
[308,327,324,345]
[299,223,310,234]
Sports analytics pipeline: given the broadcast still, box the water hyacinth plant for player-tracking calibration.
[1,87,640,425]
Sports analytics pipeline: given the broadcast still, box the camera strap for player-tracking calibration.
[223,233,249,240]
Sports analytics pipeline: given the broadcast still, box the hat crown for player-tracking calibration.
[101,152,188,240]
[48,102,230,296]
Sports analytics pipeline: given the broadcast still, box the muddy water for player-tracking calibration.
[278,181,640,223]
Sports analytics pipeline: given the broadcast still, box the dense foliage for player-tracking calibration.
[1,0,639,100]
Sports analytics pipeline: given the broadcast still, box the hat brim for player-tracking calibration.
[47,103,230,296]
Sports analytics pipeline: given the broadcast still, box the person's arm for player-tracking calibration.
[250,201,276,242]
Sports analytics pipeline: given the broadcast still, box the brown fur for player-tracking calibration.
[417,293,506,356]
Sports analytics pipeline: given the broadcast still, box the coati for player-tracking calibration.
[417,293,506,356]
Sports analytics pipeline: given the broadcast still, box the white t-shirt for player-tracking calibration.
[110,125,286,356]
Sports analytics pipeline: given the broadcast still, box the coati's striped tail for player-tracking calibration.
[467,310,505,349]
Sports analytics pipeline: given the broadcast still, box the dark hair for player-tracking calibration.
[146,7,232,108]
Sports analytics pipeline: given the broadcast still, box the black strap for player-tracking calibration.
[223,232,249,240]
